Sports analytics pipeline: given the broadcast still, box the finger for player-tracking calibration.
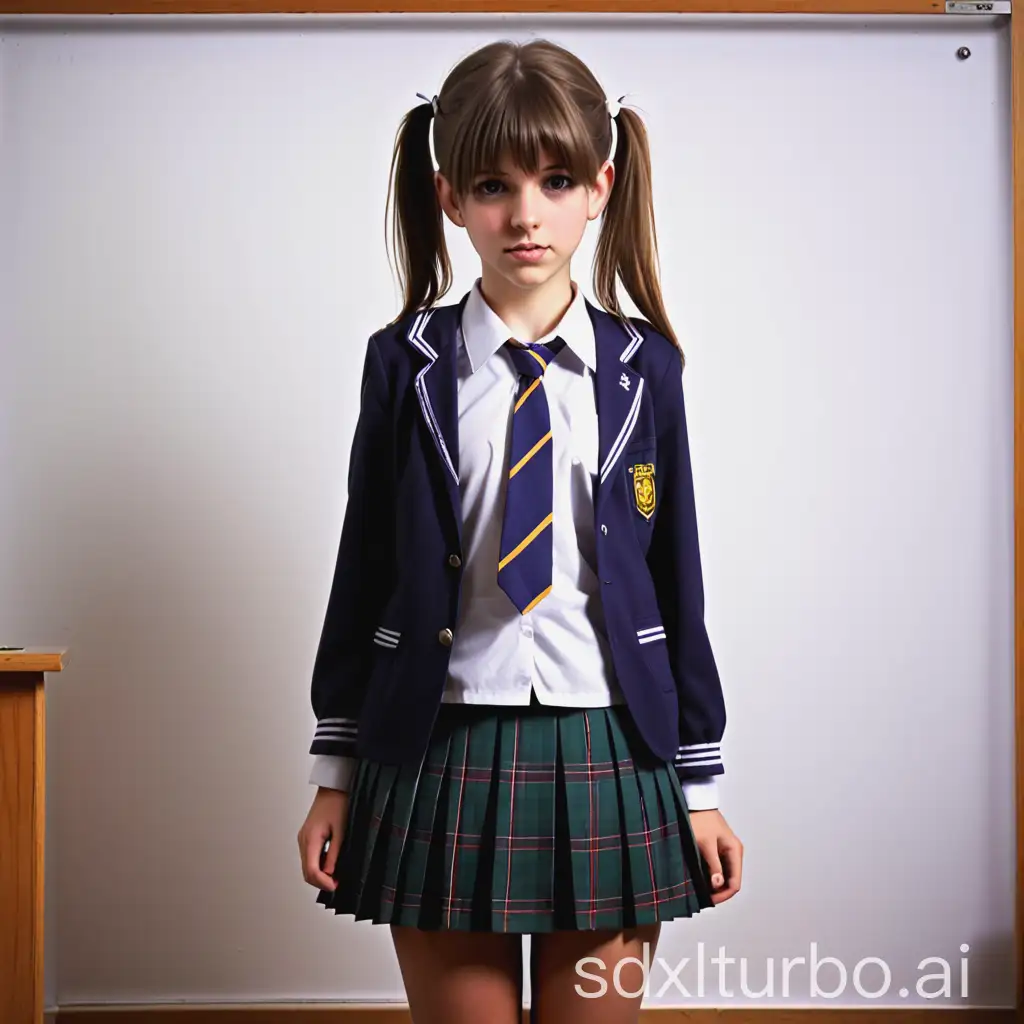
[720,840,743,890]
[323,834,340,875]
[707,842,742,903]
[710,861,742,904]
[306,836,337,890]
[697,838,724,890]
[710,878,740,904]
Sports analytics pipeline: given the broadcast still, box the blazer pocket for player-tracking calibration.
[625,434,656,453]
[372,626,402,649]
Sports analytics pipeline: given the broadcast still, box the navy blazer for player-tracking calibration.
[309,291,726,783]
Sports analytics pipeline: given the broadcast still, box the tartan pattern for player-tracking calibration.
[315,699,716,932]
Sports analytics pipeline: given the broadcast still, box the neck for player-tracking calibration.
[477,266,576,344]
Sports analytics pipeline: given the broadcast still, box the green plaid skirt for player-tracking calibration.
[315,697,715,932]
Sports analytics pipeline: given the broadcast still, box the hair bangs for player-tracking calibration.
[449,81,598,197]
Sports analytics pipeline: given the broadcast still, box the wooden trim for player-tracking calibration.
[44,1008,1024,1021]
[0,648,69,676]
[0,0,948,15]
[1013,0,1024,1012]
[0,651,65,1023]
[0,672,47,1024]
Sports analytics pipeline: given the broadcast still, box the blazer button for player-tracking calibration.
[438,628,454,646]
[448,553,462,568]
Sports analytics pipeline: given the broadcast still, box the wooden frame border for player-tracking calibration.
[0,2,1019,1017]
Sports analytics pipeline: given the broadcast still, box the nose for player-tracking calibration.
[510,183,543,231]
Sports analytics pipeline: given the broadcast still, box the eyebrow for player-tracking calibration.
[477,164,567,176]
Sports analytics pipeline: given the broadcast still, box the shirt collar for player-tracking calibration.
[461,277,596,374]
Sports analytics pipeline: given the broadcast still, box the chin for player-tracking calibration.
[506,270,559,291]
[501,260,562,281]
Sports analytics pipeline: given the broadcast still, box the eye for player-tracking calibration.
[547,174,575,192]
[472,174,576,198]
[474,179,505,197]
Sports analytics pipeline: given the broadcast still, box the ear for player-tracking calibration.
[435,172,466,228]
[587,159,615,222]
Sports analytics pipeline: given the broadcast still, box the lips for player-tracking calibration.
[507,244,546,252]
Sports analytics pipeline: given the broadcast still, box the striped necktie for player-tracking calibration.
[497,336,567,615]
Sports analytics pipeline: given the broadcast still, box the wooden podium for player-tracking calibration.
[0,648,67,1024]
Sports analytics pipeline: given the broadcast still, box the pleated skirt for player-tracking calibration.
[315,696,716,932]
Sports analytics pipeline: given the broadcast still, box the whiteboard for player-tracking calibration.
[0,11,1014,1011]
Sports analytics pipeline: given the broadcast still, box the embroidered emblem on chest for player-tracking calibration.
[619,372,631,391]
[629,462,656,519]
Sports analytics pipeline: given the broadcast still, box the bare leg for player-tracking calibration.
[531,924,662,1024]
[390,924,523,1024]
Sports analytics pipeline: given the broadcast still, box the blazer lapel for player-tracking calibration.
[588,301,646,518]
[403,295,468,546]
[402,294,645,539]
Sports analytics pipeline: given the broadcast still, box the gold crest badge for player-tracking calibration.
[629,463,656,519]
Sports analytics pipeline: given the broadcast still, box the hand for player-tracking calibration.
[298,786,350,892]
[689,809,743,904]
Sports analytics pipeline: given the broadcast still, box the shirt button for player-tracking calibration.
[601,524,608,535]
[448,553,462,568]
[572,456,581,465]
[521,624,533,639]
[438,628,454,647]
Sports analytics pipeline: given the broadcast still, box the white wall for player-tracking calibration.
[0,11,1015,1011]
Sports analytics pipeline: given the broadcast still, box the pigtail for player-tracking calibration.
[593,106,685,368]
[384,101,452,325]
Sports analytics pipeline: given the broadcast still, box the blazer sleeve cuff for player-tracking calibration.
[309,716,359,759]
[309,754,359,792]
[673,741,724,778]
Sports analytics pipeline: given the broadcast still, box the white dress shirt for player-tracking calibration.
[310,280,719,811]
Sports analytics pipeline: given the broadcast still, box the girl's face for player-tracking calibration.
[436,147,614,297]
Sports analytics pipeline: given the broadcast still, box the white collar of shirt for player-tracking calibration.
[461,278,596,375]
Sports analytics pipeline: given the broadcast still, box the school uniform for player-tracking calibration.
[309,279,726,932]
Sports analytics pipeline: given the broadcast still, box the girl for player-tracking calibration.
[298,37,743,1024]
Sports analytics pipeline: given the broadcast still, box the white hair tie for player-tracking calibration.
[606,94,626,165]
[415,92,441,173]
[416,92,440,115]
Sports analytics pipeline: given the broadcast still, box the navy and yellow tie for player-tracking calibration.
[497,336,567,614]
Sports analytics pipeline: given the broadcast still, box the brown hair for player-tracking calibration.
[384,38,683,362]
